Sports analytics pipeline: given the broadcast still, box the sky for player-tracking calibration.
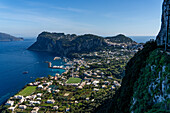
[0,0,163,37]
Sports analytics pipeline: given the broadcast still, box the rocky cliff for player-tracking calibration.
[157,0,170,48]
[100,0,170,113]
[28,32,135,57]
[0,32,23,41]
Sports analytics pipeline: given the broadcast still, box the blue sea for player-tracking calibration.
[0,39,65,105]
[129,36,156,43]
[0,36,155,105]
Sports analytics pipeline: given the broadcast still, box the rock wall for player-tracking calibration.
[157,0,170,48]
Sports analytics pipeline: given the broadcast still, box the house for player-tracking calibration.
[108,76,113,79]
[86,97,90,101]
[75,101,78,104]
[53,106,59,110]
[28,83,33,86]
[32,95,37,100]
[47,88,51,93]
[19,105,27,109]
[29,101,41,104]
[19,98,25,103]
[111,85,116,90]
[14,95,24,100]
[37,93,42,97]
[37,85,43,89]
[77,86,83,89]
[31,107,39,113]
[66,108,70,112]
[102,85,107,89]
[92,80,100,85]
[113,81,121,87]
[93,88,99,91]
[8,107,15,111]
[37,98,41,101]
[54,89,60,93]
[46,99,55,104]
[26,96,32,100]
[86,82,91,85]
[5,100,14,106]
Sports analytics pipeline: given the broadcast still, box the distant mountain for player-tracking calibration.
[0,32,23,41]
[106,34,136,44]
[28,32,136,57]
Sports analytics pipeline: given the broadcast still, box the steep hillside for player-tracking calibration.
[156,0,170,48]
[130,49,170,113]
[0,32,23,41]
[28,32,135,57]
[102,0,170,112]
[95,41,169,113]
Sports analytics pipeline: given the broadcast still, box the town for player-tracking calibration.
[0,44,143,113]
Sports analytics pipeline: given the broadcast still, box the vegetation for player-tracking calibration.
[17,86,37,96]
[106,34,135,43]
[131,49,170,113]
[96,41,158,113]
[66,78,82,83]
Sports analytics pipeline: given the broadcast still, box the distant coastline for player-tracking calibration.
[129,36,156,43]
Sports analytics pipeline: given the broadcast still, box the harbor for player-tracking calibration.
[47,61,66,70]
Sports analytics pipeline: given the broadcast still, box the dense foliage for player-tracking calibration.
[131,49,170,113]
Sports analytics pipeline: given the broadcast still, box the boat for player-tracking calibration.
[23,71,28,74]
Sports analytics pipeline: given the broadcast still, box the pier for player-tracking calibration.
[46,62,66,70]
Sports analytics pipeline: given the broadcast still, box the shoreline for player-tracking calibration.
[0,56,68,106]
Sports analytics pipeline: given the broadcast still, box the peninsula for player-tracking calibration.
[28,32,138,58]
[0,32,23,41]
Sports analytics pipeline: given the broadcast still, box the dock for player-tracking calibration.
[46,62,66,70]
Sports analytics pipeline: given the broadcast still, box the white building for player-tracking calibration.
[46,99,55,104]
[37,85,43,89]
[8,107,15,111]
[29,101,41,104]
[19,105,27,109]
[53,106,59,110]
[37,93,42,97]
[93,88,99,91]
[5,100,14,106]
[31,107,39,113]
[14,95,24,100]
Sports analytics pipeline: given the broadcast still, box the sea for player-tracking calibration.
[0,36,156,105]
[0,39,65,105]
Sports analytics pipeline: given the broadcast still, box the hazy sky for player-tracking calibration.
[0,0,163,37]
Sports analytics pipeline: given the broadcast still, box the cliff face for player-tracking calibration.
[28,32,107,57]
[0,32,23,41]
[130,49,170,113]
[105,0,170,113]
[157,0,170,48]
[28,32,135,57]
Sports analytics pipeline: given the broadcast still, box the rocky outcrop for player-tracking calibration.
[156,0,170,48]
[0,32,23,41]
[106,34,136,44]
[28,32,135,57]
[28,32,107,57]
